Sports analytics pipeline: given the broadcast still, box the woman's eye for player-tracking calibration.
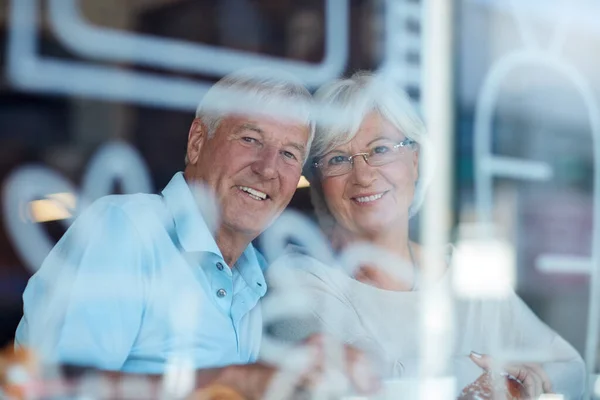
[328,155,348,165]
[373,145,391,154]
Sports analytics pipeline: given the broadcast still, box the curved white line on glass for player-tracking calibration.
[377,0,422,83]
[81,141,152,205]
[480,155,553,181]
[473,50,600,399]
[507,0,542,50]
[47,0,349,88]
[2,166,78,274]
[7,0,211,110]
[536,255,592,274]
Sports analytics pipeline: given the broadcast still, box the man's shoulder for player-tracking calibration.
[78,193,171,234]
[96,192,163,214]
[267,249,345,289]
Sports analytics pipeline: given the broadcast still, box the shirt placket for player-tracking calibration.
[211,260,234,315]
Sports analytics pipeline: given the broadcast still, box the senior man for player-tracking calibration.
[13,71,374,399]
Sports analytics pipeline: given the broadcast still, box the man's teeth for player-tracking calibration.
[239,186,267,200]
[355,193,384,203]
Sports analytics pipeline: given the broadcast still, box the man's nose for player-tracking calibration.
[251,146,278,179]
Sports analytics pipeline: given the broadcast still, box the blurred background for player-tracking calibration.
[0,0,599,380]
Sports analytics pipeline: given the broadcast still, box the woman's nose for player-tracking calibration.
[351,156,376,186]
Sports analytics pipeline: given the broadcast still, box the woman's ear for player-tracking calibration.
[412,149,420,182]
[186,118,206,165]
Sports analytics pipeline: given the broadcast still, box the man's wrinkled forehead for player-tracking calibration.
[237,120,308,157]
[201,85,312,126]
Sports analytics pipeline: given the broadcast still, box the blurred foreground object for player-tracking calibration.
[0,343,38,399]
[458,372,526,400]
[0,344,247,400]
[189,384,245,400]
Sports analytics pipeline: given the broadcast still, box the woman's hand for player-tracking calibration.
[469,351,552,398]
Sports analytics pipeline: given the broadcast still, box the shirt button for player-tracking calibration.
[216,288,227,298]
[216,262,224,271]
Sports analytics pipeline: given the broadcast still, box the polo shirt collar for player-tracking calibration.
[161,172,267,297]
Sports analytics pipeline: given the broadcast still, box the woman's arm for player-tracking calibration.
[490,290,585,398]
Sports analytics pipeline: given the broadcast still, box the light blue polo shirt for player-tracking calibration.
[15,172,268,373]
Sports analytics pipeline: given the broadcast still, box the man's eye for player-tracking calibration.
[282,151,298,161]
[242,137,258,144]
[328,155,349,165]
[373,145,391,154]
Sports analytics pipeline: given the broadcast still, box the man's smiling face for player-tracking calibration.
[186,114,310,239]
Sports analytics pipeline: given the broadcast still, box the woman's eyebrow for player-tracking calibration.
[366,136,394,147]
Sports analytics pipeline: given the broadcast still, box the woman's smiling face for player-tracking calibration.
[320,111,419,238]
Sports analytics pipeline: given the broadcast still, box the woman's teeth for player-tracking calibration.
[355,193,384,203]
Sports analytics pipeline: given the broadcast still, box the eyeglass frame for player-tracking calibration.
[312,137,418,178]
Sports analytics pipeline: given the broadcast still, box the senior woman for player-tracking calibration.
[267,72,585,399]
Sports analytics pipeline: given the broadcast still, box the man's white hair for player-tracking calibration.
[186,69,315,164]
[306,71,433,235]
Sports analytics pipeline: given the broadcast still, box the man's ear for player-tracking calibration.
[186,118,206,165]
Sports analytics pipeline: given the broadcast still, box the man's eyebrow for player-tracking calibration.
[288,142,306,156]
[238,123,264,134]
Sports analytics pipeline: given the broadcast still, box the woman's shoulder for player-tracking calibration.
[267,245,352,290]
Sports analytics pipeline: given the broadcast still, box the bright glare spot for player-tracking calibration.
[29,192,77,223]
[593,374,600,398]
[381,379,419,400]
[538,394,564,399]
[297,175,310,188]
[418,377,456,400]
[422,295,451,333]
[6,365,30,384]
[119,375,153,399]
[453,238,515,299]
[76,374,113,399]
[162,357,195,398]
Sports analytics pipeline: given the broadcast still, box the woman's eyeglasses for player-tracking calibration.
[313,138,417,178]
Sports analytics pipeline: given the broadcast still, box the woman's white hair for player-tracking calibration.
[307,71,433,236]
[186,68,315,164]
